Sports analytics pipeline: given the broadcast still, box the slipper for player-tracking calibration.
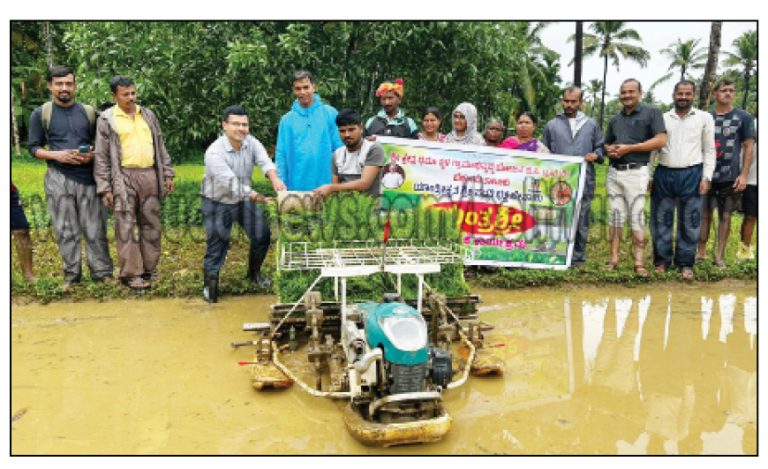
[694,256,706,265]
[123,277,150,290]
[634,264,649,278]
[681,267,694,280]
[714,259,727,270]
[604,261,618,271]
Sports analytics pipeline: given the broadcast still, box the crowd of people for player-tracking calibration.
[11,66,756,301]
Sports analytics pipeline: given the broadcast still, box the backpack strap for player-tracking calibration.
[41,101,53,137]
[41,101,97,138]
[82,104,96,134]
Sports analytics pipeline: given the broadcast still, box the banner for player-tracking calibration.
[377,137,587,269]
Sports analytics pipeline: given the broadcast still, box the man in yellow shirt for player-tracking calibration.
[94,76,175,289]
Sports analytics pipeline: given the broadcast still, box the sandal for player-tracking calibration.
[634,264,649,278]
[681,267,694,280]
[714,258,727,270]
[604,261,618,271]
[123,276,150,290]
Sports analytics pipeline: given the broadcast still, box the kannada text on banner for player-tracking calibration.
[377,137,586,269]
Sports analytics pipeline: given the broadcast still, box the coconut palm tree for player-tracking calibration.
[508,21,556,118]
[652,38,707,91]
[574,22,650,128]
[584,79,603,118]
[723,30,757,109]
[573,21,583,87]
[699,22,722,110]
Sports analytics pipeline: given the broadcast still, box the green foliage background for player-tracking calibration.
[11,21,563,160]
[10,21,757,304]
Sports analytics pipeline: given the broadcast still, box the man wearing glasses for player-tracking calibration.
[200,105,286,302]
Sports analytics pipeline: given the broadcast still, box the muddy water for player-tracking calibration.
[11,281,756,455]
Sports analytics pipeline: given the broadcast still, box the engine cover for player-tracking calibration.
[359,302,429,366]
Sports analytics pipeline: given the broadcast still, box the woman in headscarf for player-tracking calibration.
[445,102,486,145]
[511,112,549,153]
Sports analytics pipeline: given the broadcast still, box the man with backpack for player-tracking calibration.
[28,65,113,292]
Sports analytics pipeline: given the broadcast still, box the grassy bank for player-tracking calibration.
[11,157,757,304]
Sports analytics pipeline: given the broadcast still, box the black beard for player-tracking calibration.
[58,94,72,103]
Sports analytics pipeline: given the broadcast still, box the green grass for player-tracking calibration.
[10,157,756,304]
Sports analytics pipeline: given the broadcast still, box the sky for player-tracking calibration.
[539,21,757,106]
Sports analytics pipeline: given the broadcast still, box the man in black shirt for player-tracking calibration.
[28,65,113,291]
[604,78,667,277]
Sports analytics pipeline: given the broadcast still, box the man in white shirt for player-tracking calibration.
[649,80,715,280]
[200,105,286,302]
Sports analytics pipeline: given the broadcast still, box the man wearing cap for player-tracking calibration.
[314,108,385,199]
[364,78,419,139]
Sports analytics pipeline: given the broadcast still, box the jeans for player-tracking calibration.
[650,165,703,269]
[202,196,271,275]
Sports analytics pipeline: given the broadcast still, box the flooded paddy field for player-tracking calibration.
[11,281,756,455]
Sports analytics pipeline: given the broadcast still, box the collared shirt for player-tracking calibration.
[605,104,666,165]
[114,105,155,168]
[654,108,716,180]
[201,135,276,204]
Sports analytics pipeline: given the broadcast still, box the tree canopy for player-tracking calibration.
[11,21,563,160]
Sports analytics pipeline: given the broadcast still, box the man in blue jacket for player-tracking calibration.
[542,86,605,268]
[275,70,343,191]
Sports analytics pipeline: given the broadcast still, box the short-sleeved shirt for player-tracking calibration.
[711,108,755,183]
[331,140,385,197]
[605,105,666,166]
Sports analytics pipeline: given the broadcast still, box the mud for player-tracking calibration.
[11,281,756,454]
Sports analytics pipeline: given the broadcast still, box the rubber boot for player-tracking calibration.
[247,245,270,288]
[203,271,219,303]
[13,229,36,282]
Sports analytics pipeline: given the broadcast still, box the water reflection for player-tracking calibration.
[568,289,756,455]
[10,283,756,455]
